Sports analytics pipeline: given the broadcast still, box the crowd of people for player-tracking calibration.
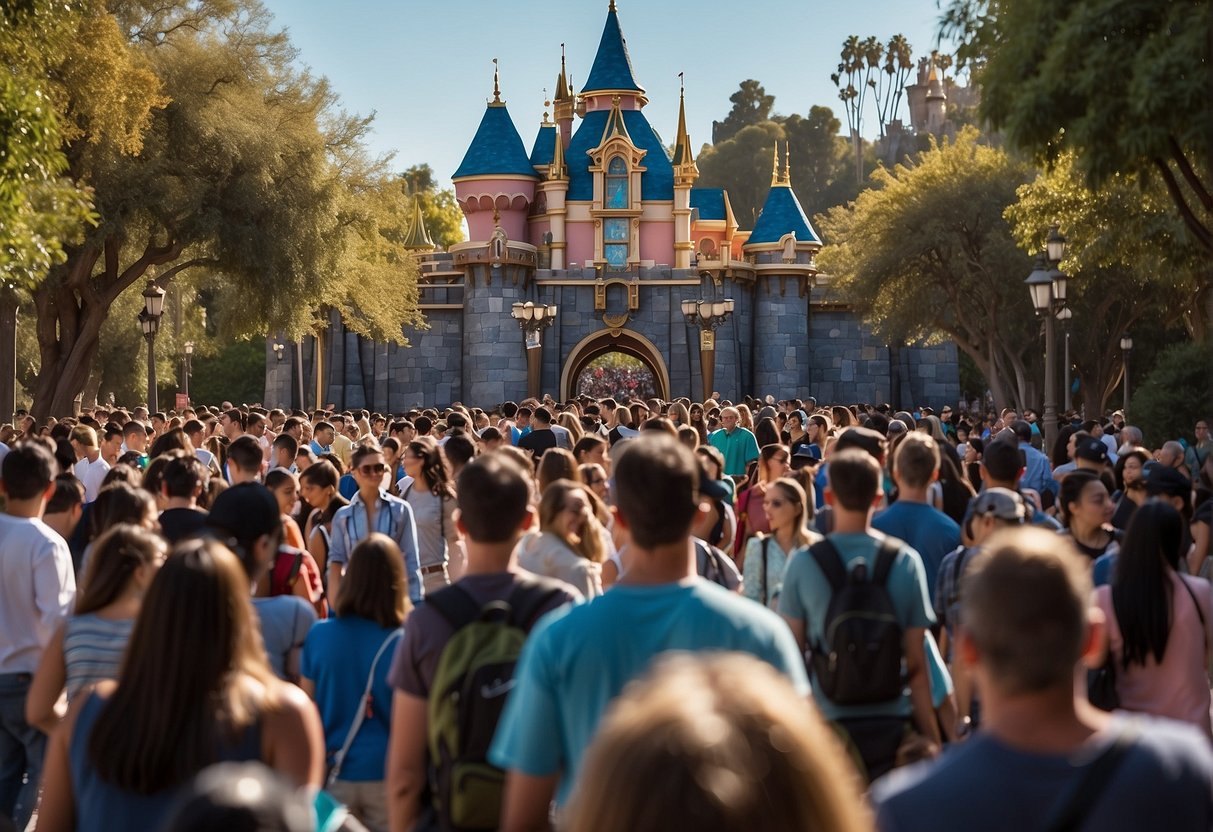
[1,392,1211,832]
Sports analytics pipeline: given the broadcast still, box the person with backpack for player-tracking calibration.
[489,436,808,831]
[873,527,1213,831]
[385,453,580,832]
[779,448,941,783]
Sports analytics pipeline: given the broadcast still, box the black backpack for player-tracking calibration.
[809,538,905,706]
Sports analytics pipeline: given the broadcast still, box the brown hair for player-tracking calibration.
[537,447,581,494]
[960,527,1091,694]
[334,532,409,627]
[538,479,605,563]
[613,436,699,548]
[89,539,274,793]
[826,450,883,512]
[767,478,815,550]
[76,525,166,615]
[566,653,871,832]
[892,433,940,490]
[456,453,533,543]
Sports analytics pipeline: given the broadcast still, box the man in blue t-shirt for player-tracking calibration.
[489,436,807,830]
[874,527,1213,832]
[708,407,760,478]
[780,448,940,782]
[873,433,961,590]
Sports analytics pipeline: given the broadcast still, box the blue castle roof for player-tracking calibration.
[581,6,645,94]
[452,104,539,180]
[690,188,726,221]
[747,185,820,245]
[530,123,557,168]
[566,109,672,200]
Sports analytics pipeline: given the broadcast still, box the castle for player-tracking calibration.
[264,2,960,411]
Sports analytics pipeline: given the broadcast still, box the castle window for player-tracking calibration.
[605,156,629,209]
[604,218,629,270]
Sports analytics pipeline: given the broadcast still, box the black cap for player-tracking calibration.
[834,426,887,460]
[206,482,283,551]
[1145,464,1191,498]
[1075,437,1110,465]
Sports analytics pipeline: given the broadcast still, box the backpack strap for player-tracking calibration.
[760,536,771,606]
[809,538,848,593]
[1041,725,1137,832]
[426,584,484,633]
[872,539,901,585]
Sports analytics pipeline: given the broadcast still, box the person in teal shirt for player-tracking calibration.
[489,436,808,825]
[708,407,761,478]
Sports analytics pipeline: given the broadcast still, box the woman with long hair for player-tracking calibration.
[299,459,345,578]
[302,533,409,831]
[783,410,809,453]
[733,445,792,560]
[516,479,605,599]
[935,443,977,526]
[962,436,984,493]
[400,437,459,593]
[1110,447,1151,531]
[1094,502,1211,735]
[537,447,582,494]
[37,540,324,831]
[608,405,634,447]
[668,402,691,429]
[736,404,754,432]
[1058,469,1119,560]
[831,405,856,430]
[25,526,166,735]
[754,417,780,449]
[688,403,709,445]
[556,411,584,445]
[565,653,871,832]
[742,479,819,609]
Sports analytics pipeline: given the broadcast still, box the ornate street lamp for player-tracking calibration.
[182,340,194,401]
[273,341,285,362]
[511,300,558,399]
[682,297,735,401]
[1024,227,1068,450]
[140,280,166,412]
[1056,307,1072,414]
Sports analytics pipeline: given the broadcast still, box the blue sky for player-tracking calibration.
[260,0,955,189]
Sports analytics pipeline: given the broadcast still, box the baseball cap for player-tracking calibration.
[206,482,283,551]
[970,487,1028,523]
[1144,464,1191,498]
[1075,437,1110,465]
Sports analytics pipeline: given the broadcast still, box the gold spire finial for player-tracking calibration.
[783,141,791,184]
[771,141,780,185]
[542,88,551,124]
[555,44,570,103]
[672,72,697,176]
[491,58,501,104]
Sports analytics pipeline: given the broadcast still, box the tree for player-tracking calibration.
[1005,152,1207,415]
[1129,341,1213,447]
[697,122,786,228]
[25,0,423,417]
[873,35,914,139]
[817,127,1038,410]
[780,107,858,214]
[942,0,1213,260]
[711,80,775,145]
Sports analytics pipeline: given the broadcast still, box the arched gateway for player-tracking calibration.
[561,328,669,402]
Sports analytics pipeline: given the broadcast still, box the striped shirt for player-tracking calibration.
[63,614,134,700]
[329,489,422,603]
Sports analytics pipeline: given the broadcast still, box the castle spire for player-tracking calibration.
[401,194,435,251]
[549,120,568,181]
[491,57,502,105]
[771,141,780,186]
[782,141,791,184]
[672,73,694,166]
[581,0,645,97]
[554,44,570,102]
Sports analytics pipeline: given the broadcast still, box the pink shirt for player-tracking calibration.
[1096,573,1212,736]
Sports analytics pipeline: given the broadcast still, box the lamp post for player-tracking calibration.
[510,300,558,400]
[1056,306,1072,415]
[1120,334,1133,418]
[681,296,735,401]
[182,340,194,402]
[273,341,285,362]
[1024,226,1068,452]
[139,280,166,412]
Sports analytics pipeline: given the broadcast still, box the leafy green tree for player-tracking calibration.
[25,0,423,418]
[781,107,859,215]
[942,0,1212,259]
[711,80,775,144]
[1128,340,1213,448]
[817,127,1037,410]
[697,121,786,228]
[1006,152,1206,415]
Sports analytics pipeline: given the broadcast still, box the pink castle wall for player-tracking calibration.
[583,93,642,112]
[454,177,536,242]
[566,220,594,266]
[639,221,674,263]
[528,218,552,248]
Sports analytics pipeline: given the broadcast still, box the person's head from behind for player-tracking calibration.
[163,454,209,505]
[891,432,940,491]
[980,438,1024,488]
[565,653,870,832]
[825,449,883,513]
[88,539,272,793]
[966,487,1028,544]
[205,483,284,583]
[456,452,533,545]
[612,436,700,549]
[1,440,57,506]
[537,447,580,494]
[959,527,1093,698]
[335,532,409,627]
[89,482,158,541]
[226,436,264,483]
[76,524,167,615]
[161,761,312,832]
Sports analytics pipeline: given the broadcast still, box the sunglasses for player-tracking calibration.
[358,463,387,475]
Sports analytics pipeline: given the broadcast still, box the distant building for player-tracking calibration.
[265,3,959,411]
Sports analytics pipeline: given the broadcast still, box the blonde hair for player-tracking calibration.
[566,653,872,832]
[538,479,605,563]
[737,404,754,431]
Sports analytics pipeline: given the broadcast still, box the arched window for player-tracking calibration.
[605,156,629,209]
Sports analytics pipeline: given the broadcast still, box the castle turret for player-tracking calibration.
[743,144,821,398]
[580,1,647,113]
[925,63,947,135]
[451,61,539,243]
[672,77,698,269]
[553,45,575,150]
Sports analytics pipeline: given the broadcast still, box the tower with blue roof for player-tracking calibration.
[268,2,960,412]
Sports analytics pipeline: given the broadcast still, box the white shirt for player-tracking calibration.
[74,454,111,503]
[0,513,76,674]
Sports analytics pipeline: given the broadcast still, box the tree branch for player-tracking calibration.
[1153,157,1213,251]
[1169,137,1213,213]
